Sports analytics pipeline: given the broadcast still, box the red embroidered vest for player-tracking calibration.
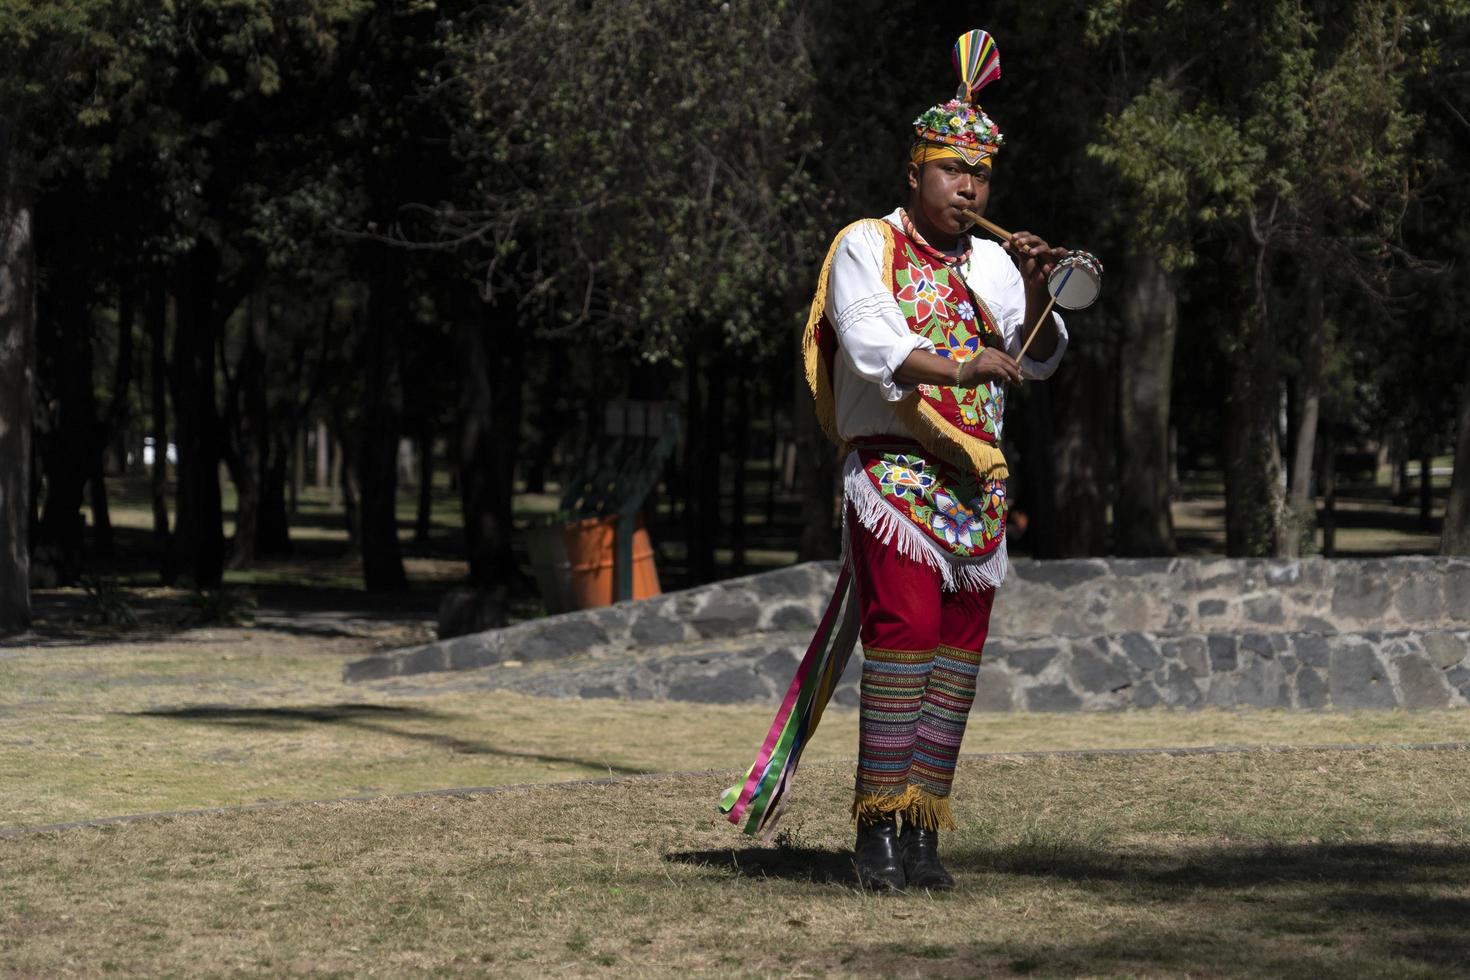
[803,218,1009,481]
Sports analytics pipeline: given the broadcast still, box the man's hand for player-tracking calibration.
[960,347,1022,387]
[1004,231,1069,293]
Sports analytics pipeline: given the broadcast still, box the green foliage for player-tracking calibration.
[1088,81,1261,271]
[6,0,1467,575]
[449,0,822,362]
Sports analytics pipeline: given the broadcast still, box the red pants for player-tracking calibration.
[846,505,996,827]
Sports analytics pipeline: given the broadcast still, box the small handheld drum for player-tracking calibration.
[1047,250,1104,310]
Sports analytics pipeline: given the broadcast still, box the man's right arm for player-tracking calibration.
[894,347,1021,388]
[825,224,935,402]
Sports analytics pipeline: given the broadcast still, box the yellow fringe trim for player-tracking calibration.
[804,219,891,450]
[803,218,1009,481]
[903,787,956,831]
[895,397,1009,481]
[851,786,957,831]
[852,785,921,824]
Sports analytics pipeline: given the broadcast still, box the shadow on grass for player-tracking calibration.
[666,845,858,887]
[133,703,648,775]
[136,703,443,726]
[729,839,1470,976]
[964,838,1470,891]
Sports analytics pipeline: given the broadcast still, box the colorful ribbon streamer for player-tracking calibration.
[719,565,861,838]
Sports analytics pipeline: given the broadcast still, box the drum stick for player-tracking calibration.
[1017,294,1059,363]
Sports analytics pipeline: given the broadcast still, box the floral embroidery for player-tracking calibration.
[930,491,982,549]
[872,454,935,500]
[889,224,1008,447]
[979,382,1004,424]
[894,245,960,327]
[933,326,980,366]
[977,480,1006,542]
[894,265,943,324]
[861,447,1006,558]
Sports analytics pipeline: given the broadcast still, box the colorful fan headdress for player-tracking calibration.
[911,29,1004,168]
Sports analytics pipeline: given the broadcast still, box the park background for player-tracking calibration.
[1,0,1468,629]
[5,2,1470,976]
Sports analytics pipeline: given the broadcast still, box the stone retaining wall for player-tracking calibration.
[399,627,1470,713]
[978,628,1470,712]
[346,557,1470,684]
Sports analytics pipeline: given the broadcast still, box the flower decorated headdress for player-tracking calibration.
[911,30,1004,168]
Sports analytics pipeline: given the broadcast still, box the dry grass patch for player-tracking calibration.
[3,749,1469,977]
[7,628,1470,829]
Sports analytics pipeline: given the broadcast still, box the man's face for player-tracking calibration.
[907,157,991,239]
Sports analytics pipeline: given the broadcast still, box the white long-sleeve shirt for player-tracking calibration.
[825,208,1068,443]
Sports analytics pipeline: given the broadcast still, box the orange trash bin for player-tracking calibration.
[563,514,661,609]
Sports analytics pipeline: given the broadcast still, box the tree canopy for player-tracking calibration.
[1,0,1467,632]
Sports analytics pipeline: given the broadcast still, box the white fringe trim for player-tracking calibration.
[841,452,1009,592]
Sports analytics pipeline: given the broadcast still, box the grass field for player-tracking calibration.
[7,626,1470,831]
[4,466,1464,976]
[4,749,1468,977]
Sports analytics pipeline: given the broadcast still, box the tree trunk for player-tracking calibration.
[1321,430,1337,558]
[1043,343,1111,557]
[356,245,407,591]
[1420,449,1435,532]
[315,420,330,490]
[331,433,346,513]
[1114,252,1178,556]
[1283,249,1326,558]
[415,420,434,545]
[0,155,34,633]
[227,288,269,570]
[169,243,225,588]
[35,260,97,585]
[87,455,113,561]
[490,302,524,569]
[1224,237,1284,558]
[89,288,135,561]
[334,418,360,551]
[1392,447,1408,505]
[1440,364,1470,554]
[683,349,725,584]
[290,426,303,515]
[255,432,293,558]
[453,290,520,593]
[764,396,779,528]
[730,368,749,576]
[146,278,172,567]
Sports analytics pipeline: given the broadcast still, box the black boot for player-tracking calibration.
[854,816,906,891]
[899,821,955,890]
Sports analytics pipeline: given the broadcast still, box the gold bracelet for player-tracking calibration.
[954,359,965,388]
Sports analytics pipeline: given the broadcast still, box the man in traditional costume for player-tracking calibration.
[721,30,1069,893]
